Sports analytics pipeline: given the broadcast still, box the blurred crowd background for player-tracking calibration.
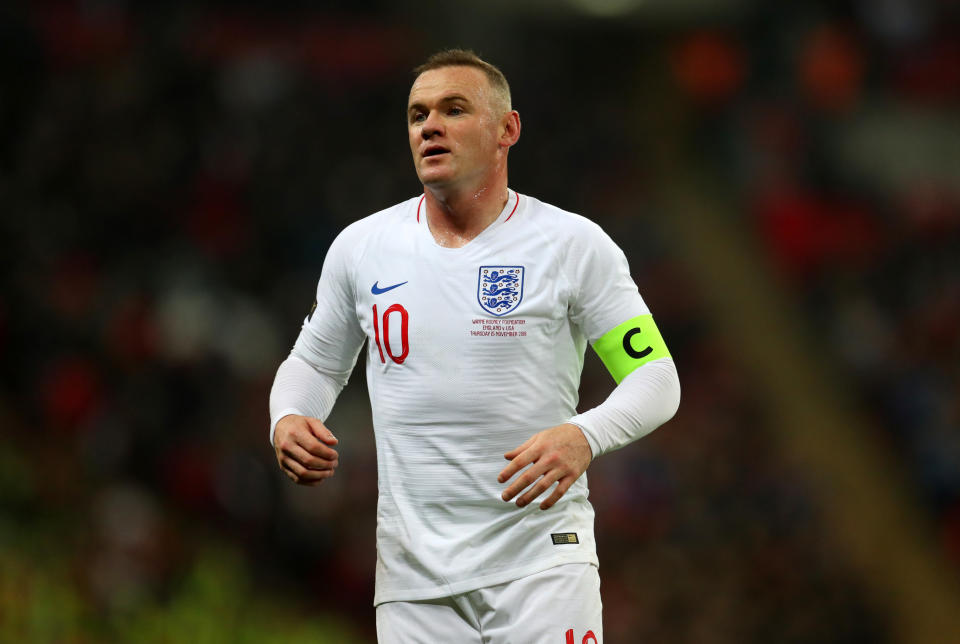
[1,1,958,642]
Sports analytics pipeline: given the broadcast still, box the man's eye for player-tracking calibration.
[412,113,426,123]
[448,107,463,115]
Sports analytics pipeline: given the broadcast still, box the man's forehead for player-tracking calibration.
[408,66,490,105]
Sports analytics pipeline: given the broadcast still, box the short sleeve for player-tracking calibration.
[291,224,367,377]
[566,220,649,343]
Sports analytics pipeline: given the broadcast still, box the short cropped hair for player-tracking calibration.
[413,49,512,115]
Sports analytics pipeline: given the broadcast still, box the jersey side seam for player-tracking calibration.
[528,203,577,314]
[529,203,580,418]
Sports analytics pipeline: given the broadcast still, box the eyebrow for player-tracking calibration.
[407,94,472,113]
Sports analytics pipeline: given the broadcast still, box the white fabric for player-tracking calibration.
[269,191,677,604]
[375,562,602,644]
[570,357,680,458]
[269,355,346,446]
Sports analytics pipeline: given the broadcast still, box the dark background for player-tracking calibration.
[1,1,959,642]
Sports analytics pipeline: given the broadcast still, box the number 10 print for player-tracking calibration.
[372,303,409,364]
[565,629,598,644]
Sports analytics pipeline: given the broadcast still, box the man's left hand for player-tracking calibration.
[498,423,593,510]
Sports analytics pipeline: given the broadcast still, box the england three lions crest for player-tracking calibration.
[478,266,524,317]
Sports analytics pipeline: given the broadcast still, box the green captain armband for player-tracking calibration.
[593,314,671,384]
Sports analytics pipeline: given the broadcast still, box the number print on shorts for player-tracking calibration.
[565,629,598,644]
[372,303,409,364]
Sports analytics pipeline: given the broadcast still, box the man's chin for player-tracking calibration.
[418,171,456,188]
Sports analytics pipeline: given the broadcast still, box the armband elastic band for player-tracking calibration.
[593,314,671,384]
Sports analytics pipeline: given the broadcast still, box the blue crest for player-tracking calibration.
[477,266,525,316]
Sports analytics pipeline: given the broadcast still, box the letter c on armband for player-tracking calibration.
[622,327,653,360]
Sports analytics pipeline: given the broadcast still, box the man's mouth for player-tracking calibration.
[423,147,449,157]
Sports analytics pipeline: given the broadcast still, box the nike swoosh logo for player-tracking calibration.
[371,280,408,295]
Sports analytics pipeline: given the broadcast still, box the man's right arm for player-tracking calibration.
[269,356,349,485]
[268,225,367,484]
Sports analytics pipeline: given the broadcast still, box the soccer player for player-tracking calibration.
[269,49,680,643]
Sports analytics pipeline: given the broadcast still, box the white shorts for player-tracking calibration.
[375,562,602,644]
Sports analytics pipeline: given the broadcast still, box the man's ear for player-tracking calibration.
[500,110,521,148]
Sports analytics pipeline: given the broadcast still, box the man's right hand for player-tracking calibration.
[273,415,339,486]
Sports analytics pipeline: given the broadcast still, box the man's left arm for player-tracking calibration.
[569,313,680,458]
[499,324,680,510]
[500,221,680,510]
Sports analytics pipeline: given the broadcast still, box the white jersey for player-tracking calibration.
[291,191,648,604]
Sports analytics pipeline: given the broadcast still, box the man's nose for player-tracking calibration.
[421,111,443,139]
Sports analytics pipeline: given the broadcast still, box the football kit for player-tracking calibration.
[375,562,602,644]
[270,191,679,607]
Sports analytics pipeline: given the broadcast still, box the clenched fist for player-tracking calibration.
[273,414,339,486]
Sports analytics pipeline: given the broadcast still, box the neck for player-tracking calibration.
[423,176,509,248]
